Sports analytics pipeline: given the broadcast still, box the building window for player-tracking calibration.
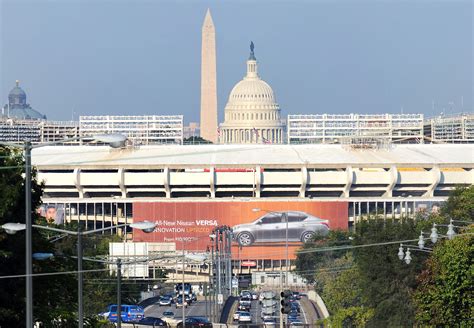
[261,276,265,284]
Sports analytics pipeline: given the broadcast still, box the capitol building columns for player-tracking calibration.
[220,42,284,144]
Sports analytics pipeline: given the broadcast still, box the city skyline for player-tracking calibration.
[1,1,472,123]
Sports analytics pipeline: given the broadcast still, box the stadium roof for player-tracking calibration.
[31,144,474,169]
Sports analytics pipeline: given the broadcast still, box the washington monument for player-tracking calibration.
[200,8,218,143]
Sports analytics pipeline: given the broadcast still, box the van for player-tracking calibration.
[108,304,144,323]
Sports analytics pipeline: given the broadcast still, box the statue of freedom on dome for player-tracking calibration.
[250,41,254,52]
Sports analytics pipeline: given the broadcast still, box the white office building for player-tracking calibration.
[287,114,424,144]
[79,115,184,145]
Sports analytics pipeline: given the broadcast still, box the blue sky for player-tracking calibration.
[1,0,472,123]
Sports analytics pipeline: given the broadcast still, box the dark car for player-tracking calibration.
[233,211,330,246]
[177,317,212,328]
[138,317,168,327]
[292,292,302,300]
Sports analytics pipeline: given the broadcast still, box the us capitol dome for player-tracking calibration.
[220,42,284,144]
[1,80,46,120]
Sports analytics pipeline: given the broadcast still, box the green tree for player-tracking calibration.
[183,136,212,144]
[413,227,473,326]
[440,185,474,222]
[0,147,76,327]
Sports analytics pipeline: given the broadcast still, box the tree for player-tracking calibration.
[0,147,76,327]
[183,136,212,144]
[412,188,474,327]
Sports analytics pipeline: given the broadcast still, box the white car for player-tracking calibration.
[238,312,252,323]
[233,311,245,321]
[263,318,277,327]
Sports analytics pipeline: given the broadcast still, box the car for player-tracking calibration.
[289,321,305,327]
[240,290,252,298]
[233,311,245,321]
[233,211,330,246]
[292,292,302,300]
[262,299,277,308]
[163,311,174,318]
[261,309,275,319]
[263,318,277,327]
[291,303,300,313]
[138,317,168,327]
[184,294,192,304]
[288,311,299,319]
[238,312,252,323]
[107,304,144,323]
[177,317,212,328]
[238,304,250,312]
[260,291,276,301]
[159,296,173,306]
[191,293,197,302]
[239,297,252,308]
[175,296,188,308]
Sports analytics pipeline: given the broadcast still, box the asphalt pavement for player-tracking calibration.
[145,300,210,321]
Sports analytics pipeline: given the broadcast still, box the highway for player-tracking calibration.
[145,300,211,320]
[230,296,312,326]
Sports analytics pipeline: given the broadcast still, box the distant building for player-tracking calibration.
[424,113,474,143]
[287,114,424,144]
[0,118,79,144]
[79,115,183,145]
[1,80,46,120]
[184,122,200,139]
[220,43,284,144]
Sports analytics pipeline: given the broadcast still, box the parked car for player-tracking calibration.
[108,304,144,323]
[233,211,329,246]
[238,312,252,323]
[159,296,173,306]
[138,317,168,327]
[177,317,212,328]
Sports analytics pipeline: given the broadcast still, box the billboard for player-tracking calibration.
[133,201,348,260]
[37,203,65,225]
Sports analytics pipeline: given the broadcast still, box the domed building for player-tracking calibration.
[2,81,46,120]
[220,43,284,144]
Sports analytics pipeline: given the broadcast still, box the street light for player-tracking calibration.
[1,219,155,327]
[1,133,126,327]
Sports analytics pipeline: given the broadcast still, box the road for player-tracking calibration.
[230,296,311,326]
[145,300,210,321]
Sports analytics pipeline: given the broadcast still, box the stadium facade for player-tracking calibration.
[32,143,473,266]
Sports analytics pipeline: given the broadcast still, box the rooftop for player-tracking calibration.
[31,144,474,169]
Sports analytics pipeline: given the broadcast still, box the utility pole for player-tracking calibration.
[25,142,33,328]
[117,258,122,328]
[182,247,186,326]
[227,229,232,295]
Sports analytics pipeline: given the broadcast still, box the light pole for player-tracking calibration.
[1,133,126,327]
[1,220,155,326]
